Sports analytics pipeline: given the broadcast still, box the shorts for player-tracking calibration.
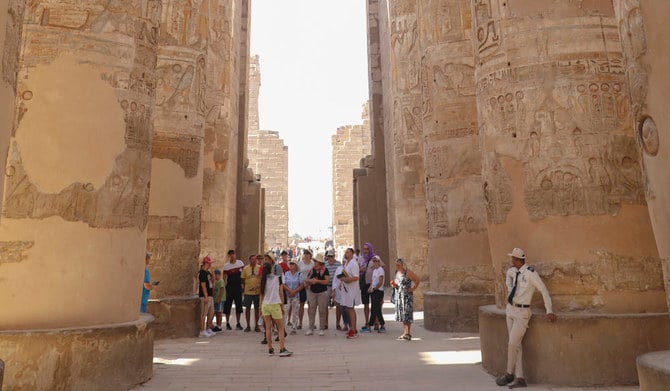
[360,279,371,305]
[243,294,260,309]
[224,288,243,315]
[299,289,307,303]
[262,303,283,320]
[214,301,225,313]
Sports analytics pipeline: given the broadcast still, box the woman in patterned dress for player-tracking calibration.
[390,258,420,341]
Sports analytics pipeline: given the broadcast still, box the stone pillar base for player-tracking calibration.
[0,314,153,391]
[479,305,670,386]
[424,291,494,332]
[148,296,199,339]
[638,351,670,391]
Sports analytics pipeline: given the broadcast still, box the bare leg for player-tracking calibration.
[363,304,370,327]
[348,307,357,333]
[276,318,286,350]
[264,316,274,351]
[299,302,305,327]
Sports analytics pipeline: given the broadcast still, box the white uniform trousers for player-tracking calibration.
[505,303,532,378]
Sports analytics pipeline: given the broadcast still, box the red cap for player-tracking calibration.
[203,256,212,264]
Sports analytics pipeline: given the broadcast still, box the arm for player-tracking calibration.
[530,272,556,321]
[143,282,153,290]
[200,282,208,298]
[407,270,420,293]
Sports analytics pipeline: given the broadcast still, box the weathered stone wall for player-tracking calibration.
[615,0,670,308]
[0,0,157,329]
[247,55,288,249]
[473,0,664,313]
[332,104,371,248]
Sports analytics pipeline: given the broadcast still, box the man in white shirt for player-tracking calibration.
[496,248,557,389]
[338,248,361,339]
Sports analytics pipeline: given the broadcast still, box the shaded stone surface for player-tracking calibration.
[424,291,494,332]
[637,351,670,391]
[147,297,199,340]
[479,305,670,386]
[0,315,154,391]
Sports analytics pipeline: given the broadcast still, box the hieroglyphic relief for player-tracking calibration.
[418,0,464,46]
[390,10,420,93]
[426,178,487,239]
[473,0,500,58]
[156,62,195,110]
[159,0,208,49]
[481,155,513,224]
[152,133,201,177]
[2,0,25,88]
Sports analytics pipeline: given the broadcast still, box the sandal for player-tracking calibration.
[402,334,412,341]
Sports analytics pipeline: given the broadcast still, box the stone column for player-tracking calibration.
[418,0,494,332]
[474,0,670,384]
[0,0,156,387]
[145,0,210,338]
[382,0,429,307]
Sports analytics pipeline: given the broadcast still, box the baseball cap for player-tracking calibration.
[202,256,213,264]
[507,248,526,260]
[325,250,335,257]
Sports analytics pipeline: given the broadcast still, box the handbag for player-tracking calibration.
[390,287,396,304]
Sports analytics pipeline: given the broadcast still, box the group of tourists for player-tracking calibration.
[142,242,557,387]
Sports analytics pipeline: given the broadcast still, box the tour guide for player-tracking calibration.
[496,247,556,389]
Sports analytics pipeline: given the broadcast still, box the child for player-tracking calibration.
[367,256,386,333]
[332,262,350,332]
[260,262,292,357]
[212,269,226,332]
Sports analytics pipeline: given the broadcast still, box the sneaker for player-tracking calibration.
[508,378,527,389]
[268,348,274,355]
[297,325,302,330]
[287,321,293,327]
[402,334,412,341]
[205,329,215,337]
[279,348,293,357]
[261,338,267,345]
[318,329,325,336]
[397,334,406,340]
[360,326,371,333]
[244,326,251,332]
[336,325,342,330]
[495,374,515,386]
[378,326,386,333]
[211,326,222,332]
[373,324,379,331]
[236,323,243,330]
[226,323,232,330]
[290,329,297,335]
[305,329,313,336]
[198,330,211,338]
[346,330,359,339]
[254,326,261,332]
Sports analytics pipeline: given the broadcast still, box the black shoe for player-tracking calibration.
[211,326,222,332]
[496,374,515,386]
[236,323,243,330]
[244,326,251,332]
[225,323,232,330]
[254,326,261,332]
[268,348,274,355]
[261,338,267,345]
[508,378,527,389]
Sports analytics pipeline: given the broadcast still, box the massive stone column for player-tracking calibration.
[381,0,429,308]
[474,0,670,385]
[145,0,210,339]
[419,0,494,332]
[0,0,156,387]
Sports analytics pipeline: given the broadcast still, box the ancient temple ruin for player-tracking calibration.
[0,0,669,389]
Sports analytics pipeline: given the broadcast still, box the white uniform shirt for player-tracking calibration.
[506,264,553,313]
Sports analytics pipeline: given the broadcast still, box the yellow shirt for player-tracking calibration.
[241,264,261,295]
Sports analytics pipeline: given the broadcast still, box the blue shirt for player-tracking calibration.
[141,268,150,306]
[283,270,304,291]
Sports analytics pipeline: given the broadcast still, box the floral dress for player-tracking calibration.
[394,271,413,323]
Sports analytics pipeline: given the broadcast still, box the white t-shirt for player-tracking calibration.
[340,258,361,307]
[298,260,314,278]
[263,274,281,305]
[332,265,344,303]
[371,267,385,291]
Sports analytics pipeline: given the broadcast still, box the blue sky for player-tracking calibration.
[250,0,370,237]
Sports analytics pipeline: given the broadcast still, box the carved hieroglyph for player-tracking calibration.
[475,0,664,312]
[419,0,493,294]
[0,0,157,328]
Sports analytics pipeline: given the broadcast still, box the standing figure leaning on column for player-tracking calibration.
[496,248,557,389]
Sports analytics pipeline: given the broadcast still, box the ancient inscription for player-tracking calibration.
[152,133,201,178]
[473,0,500,58]
[156,62,195,110]
[482,156,513,224]
[2,0,25,88]
[0,241,34,264]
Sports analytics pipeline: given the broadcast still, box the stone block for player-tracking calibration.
[0,314,153,391]
[148,296,200,339]
[424,291,495,332]
[479,305,670,386]
[637,351,670,391]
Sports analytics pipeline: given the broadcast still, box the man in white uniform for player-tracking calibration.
[496,247,557,388]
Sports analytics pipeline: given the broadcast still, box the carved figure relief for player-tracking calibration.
[156,62,195,110]
[482,156,513,224]
[390,13,420,92]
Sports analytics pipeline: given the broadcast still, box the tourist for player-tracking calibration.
[496,248,556,389]
[223,249,244,330]
[305,255,330,336]
[283,260,304,334]
[297,249,315,329]
[367,255,386,333]
[391,258,420,341]
[140,252,158,313]
[278,250,291,324]
[241,255,261,332]
[324,250,341,328]
[212,269,226,332]
[260,262,292,357]
[198,256,215,338]
[332,259,350,331]
[359,242,376,331]
[338,248,361,339]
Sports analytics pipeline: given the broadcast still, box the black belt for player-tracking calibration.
[514,304,530,308]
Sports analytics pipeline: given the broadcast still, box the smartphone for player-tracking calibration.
[151,281,160,286]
